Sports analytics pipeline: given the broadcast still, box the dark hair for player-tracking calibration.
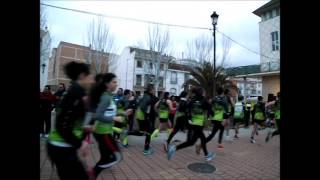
[217,87,224,95]
[179,91,188,98]
[170,95,176,100]
[95,73,104,83]
[45,85,51,91]
[258,96,263,101]
[238,95,244,101]
[146,84,154,93]
[191,87,203,98]
[89,73,117,108]
[64,61,90,81]
[124,89,131,96]
[163,92,170,99]
[224,88,230,95]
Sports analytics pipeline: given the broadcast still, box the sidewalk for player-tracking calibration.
[40,127,280,180]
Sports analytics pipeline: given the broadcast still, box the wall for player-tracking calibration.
[262,75,280,100]
[114,47,135,91]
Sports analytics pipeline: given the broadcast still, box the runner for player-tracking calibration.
[167,87,214,161]
[250,96,266,143]
[196,87,228,152]
[152,92,176,141]
[90,73,132,178]
[224,88,235,141]
[233,95,245,139]
[265,92,280,142]
[244,97,252,128]
[47,61,93,180]
[165,91,189,152]
[135,84,158,155]
[169,95,177,130]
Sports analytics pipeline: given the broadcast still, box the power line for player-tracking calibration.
[41,3,279,61]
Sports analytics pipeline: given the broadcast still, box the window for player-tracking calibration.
[136,75,142,86]
[267,11,272,19]
[272,9,276,18]
[160,64,164,70]
[275,8,280,16]
[170,88,177,95]
[184,74,189,82]
[137,60,142,68]
[171,72,177,84]
[159,77,164,88]
[271,31,279,51]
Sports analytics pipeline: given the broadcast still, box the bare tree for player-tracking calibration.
[40,4,51,71]
[138,24,173,94]
[86,16,117,73]
[185,33,232,97]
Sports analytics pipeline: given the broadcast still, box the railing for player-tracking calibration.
[260,61,280,72]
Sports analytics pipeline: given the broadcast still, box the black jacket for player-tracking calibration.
[55,82,87,149]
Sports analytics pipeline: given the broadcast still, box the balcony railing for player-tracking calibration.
[260,61,280,72]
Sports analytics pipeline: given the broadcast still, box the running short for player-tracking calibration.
[233,118,243,125]
[252,119,266,125]
[160,118,168,123]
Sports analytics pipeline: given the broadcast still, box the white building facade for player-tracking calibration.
[115,47,190,97]
[40,28,52,90]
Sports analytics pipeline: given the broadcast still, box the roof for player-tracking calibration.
[59,41,90,50]
[234,71,280,78]
[129,46,175,62]
[253,0,280,16]
[168,63,190,72]
[225,65,261,76]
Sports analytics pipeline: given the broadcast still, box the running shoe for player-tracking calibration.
[195,144,201,155]
[217,144,224,149]
[167,145,176,160]
[98,152,122,168]
[204,152,216,161]
[121,130,129,147]
[265,131,272,142]
[250,137,256,144]
[143,148,154,156]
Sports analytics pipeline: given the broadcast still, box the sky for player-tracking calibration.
[42,0,268,67]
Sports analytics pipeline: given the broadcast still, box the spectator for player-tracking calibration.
[40,85,56,138]
[54,83,66,108]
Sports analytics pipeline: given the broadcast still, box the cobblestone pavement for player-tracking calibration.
[40,127,280,180]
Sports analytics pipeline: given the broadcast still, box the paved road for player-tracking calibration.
[40,127,280,180]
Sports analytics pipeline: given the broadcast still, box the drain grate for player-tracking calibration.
[187,163,216,174]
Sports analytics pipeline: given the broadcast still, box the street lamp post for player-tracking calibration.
[211,11,219,96]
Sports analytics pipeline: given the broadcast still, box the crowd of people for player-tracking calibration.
[41,61,280,180]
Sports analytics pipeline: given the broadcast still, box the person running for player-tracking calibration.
[169,95,177,129]
[167,87,214,161]
[40,85,56,138]
[233,95,245,139]
[47,61,93,180]
[135,84,158,155]
[250,96,266,143]
[165,91,189,152]
[152,92,176,141]
[224,88,235,141]
[244,97,252,128]
[265,92,280,142]
[196,87,228,152]
[90,73,132,178]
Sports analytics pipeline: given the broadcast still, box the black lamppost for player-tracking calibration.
[211,11,219,96]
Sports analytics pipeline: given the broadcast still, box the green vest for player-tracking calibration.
[274,100,280,120]
[190,101,206,126]
[254,105,265,120]
[94,93,115,134]
[212,104,225,121]
[135,107,145,120]
[159,100,169,119]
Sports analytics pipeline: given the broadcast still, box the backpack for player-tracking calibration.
[234,102,244,119]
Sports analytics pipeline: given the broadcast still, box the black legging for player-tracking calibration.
[205,120,224,144]
[93,133,120,177]
[244,110,251,127]
[40,110,51,134]
[47,143,89,180]
[167,116,186,144]
[272,119,280,136]
[128,113,135,131]
[176,125,208,156]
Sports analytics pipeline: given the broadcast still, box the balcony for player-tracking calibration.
[260,61,280,72]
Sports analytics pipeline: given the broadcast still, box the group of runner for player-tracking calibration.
[45,61,280,180]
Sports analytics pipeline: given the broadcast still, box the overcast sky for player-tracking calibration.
[43,0,268,67]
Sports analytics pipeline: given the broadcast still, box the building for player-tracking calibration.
[47,41,115,91]
[253,0,280,100]
[226,65,262,98]
[114,47,190,97]
[40,27,52,90]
